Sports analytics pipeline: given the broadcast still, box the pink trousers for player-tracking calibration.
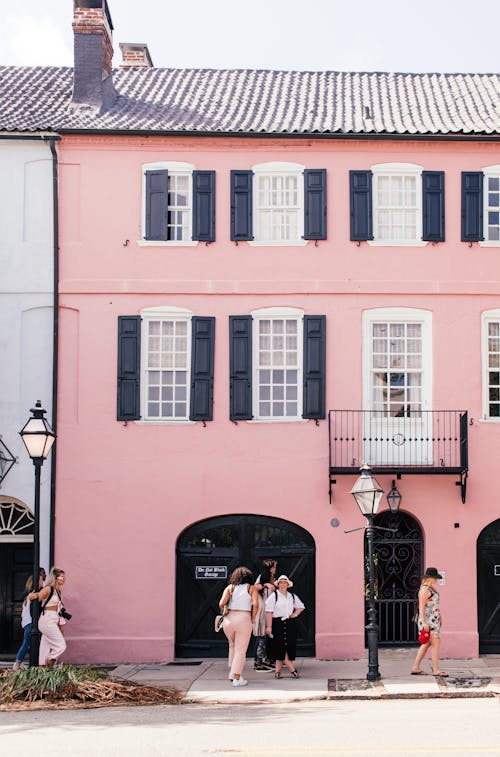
[222,610,252,676]
[38,610,67,666]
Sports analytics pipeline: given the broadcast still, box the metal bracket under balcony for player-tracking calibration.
[328,410,469,504]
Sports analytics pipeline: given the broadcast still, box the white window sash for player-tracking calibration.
[370,164,424,246]
[482,310,500,419]
[140,307,193,422]
[251,307,304,421]
[140,162,196,246]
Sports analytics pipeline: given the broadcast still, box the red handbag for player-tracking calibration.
[418,628,430,644]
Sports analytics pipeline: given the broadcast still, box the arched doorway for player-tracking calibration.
[477,518,500,653]
[365,510,423,646]
[0,498,34,655]
[176,514,316,658]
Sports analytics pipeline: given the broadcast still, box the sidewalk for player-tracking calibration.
[110,649,500,704]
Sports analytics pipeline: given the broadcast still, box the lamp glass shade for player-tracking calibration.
[20,410,55,460]
[350,466,384,516]
[386,482,402,514]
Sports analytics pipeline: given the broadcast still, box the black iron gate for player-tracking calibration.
[477,518,500,654]
[176,514,315,658]
[365,511,423,646]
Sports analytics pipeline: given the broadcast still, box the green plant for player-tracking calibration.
[0,665,105,703]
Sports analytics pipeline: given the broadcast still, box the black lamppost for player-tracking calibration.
[19,401,55,667]
[350,464,384,681]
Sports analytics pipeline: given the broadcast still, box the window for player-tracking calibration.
[369,322,423,417]
[230,164,327,244]
[141,162,215,245]
[484,168,500,243]
[372,164,423,245]
[141,307,192,420]
[253,164,304,244]
[229,309,326,422]
[482,310,500,419]
[362,308,432,465]
[350,164,444,245]
[253,309,302,419]
[117,309,215,423]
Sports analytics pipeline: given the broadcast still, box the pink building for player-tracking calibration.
[1,1,500,664]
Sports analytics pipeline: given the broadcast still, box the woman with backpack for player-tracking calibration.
[265,575,304,679]
[12,568,46,671]
[219,566,258,687]
[29,567,67,667]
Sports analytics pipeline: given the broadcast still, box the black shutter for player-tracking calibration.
[190,317,215,421]
[229,316,252,420]
[230,170,253,241]
[145,170,168,241]
[192,171,216,242]
[117,316,141,421]
[303,315,326,420]
[461,171,484,242]
[304,169,327,240]
[422,171,445,242]
[350,170,373,241]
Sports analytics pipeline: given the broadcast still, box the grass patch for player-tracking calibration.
[0,665,182,708]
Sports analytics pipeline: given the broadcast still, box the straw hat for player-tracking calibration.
[274,574,293,588]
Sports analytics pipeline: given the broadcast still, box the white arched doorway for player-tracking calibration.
[0,497,34,654]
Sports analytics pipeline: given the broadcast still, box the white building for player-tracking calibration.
[0,134,57,657]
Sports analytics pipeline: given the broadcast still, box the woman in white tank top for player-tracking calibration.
[219,567,258,687]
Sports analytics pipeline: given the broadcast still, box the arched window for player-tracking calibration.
[0,498,34,541]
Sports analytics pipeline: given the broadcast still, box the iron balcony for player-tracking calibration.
[328,409,469,503]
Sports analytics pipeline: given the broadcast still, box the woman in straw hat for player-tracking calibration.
[265,575,304,679]
[411,567,446,677]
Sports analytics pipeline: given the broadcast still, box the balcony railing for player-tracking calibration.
[328,410,468,503]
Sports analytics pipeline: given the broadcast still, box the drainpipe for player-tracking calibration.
[46,136,59,568]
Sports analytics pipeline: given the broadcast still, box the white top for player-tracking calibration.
[265,590,305,620]
[21,599,32,628]
[228,583,252,611]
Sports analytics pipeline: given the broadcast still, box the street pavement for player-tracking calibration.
[109,649,500,703]
[1,698,500,756]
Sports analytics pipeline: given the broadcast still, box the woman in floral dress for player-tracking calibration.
[411,567,446,676]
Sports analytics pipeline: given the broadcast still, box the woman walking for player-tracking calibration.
[411,567,446,676]
[252,559,277,671]
[29,567,67,668]
[265,575,304,679]
[13,568,46,671]
[219,566,258,687]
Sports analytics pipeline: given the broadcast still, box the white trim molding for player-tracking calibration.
[369,162,426,247]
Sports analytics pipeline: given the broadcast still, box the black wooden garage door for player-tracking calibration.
[175,514,315,658]
[478,518,500,654]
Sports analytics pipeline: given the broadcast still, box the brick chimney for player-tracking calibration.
[119,43,153,68]
[72,0,117,110]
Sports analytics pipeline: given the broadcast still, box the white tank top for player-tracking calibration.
[228,583,252,611]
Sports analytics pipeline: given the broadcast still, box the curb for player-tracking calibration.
[183,690,499,705]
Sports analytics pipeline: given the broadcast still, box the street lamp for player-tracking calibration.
[386,480,402,515]
[350,464,384,681]
[19,401,55,667]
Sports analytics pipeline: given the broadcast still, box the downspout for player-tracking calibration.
[46,136,59,567]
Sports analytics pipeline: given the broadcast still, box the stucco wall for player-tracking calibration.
[56,135,500,662]
[0,139,54,570]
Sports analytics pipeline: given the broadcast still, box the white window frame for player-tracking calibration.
[481,309,500,420]
[480,166,500,247]
[139,306,194,424]
[250,306,305,422]
[249,162,307,247]
[362,307,432,412]
[139,162,198,247]
[369,163,426,247]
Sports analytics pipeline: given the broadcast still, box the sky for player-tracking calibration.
[0,0,499,73]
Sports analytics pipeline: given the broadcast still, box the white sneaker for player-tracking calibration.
[232,677,248,687]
